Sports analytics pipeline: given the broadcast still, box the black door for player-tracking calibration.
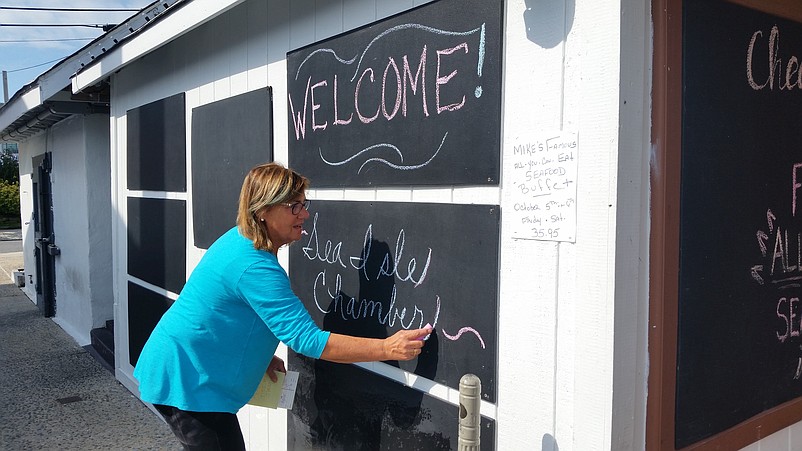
[32,153,56,317]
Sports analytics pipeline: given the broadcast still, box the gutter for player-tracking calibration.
[72,0,248,93]
[0,0,185,141]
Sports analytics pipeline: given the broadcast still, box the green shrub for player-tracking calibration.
[0,180,20,220]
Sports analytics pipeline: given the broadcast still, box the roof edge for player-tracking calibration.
[73,0,247,93]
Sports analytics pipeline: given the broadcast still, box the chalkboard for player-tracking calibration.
[288,353,496,451]
[127,197,186,295]
[288,200,499,401]
[127,93,186,192]
[191,88,273,249]
[286,0,503,187]
[127,281,174,366]
[676,0,802,446]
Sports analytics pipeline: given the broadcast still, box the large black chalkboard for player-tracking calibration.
[127,93,186,192]
[191,88,273,249]
[127,197,186,295]
[127,281,174,366]
[288,353,496,451]
[288,200,499,401]
[286,0,503,187]
[677,0,802,446]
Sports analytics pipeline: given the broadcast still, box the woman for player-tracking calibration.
[133,162,431,450]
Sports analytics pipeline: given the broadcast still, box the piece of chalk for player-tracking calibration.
[417,323,432,341]
[301,229,308,235]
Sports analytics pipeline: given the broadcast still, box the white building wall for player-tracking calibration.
[48,117,90,342]
[18,133,45,302]
[18,170,34,298]
[14,114,113,345]
[48,114,112,345]
[109,0,650,449]
[83,115,114,329]
[612,1,652,449]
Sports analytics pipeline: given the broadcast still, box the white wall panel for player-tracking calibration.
[498,0,569,448]
[555,1,583,447]
[377,0,413,18]
[246,0,270,90]
[314,0,344,41]
[610,0,650,448]
[266,0,291,65]
[266,1,291,167]
[343,0,377,30]
[227,4,251,96]
[50,116,93,345]
[268,59,289,165]
[84,115,114,330]
[289,0,316,50]
[341,188,373,200]
[411,187,452,203]
[571,0,621,447]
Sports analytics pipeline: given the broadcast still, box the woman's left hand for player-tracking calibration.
[267,355,286,382]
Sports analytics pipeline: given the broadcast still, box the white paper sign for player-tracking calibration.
[247,370,300,409]
[508,132,578,242]
[277,371,299,409]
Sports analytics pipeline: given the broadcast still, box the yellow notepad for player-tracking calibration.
[247,370,299,409]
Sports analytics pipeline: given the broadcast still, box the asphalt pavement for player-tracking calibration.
[0,230,181,450]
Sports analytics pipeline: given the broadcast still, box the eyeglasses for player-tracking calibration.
[278,199,311,215]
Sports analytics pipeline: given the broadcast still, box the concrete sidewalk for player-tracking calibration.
[0,242,180,450]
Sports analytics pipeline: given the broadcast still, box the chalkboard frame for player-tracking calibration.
[648,0,802,449]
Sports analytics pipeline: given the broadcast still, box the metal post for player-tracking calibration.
[458,373,481,451]
[2,71,8,103]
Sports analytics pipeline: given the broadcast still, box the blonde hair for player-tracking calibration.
[237,162,309,251]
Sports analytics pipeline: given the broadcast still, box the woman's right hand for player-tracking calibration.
[383,327,433,361]
[321,326,433,363]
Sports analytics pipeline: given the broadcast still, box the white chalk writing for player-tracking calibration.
[301,212,485,348]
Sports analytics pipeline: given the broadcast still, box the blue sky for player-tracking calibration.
[1,1,153,100]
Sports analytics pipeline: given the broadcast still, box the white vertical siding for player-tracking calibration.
[499,0,573,448]
[611,0,650,449]
[84,115,114,331]
[571,0,620,447]
[45,115,113,346]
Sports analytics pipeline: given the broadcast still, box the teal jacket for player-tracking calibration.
[133,227,329,413]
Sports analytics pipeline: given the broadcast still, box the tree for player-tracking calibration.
[0,149,19,184]
[0,149,20,227]
[0,180,19,217]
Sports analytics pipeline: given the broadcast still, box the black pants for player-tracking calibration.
[154,404,246,451]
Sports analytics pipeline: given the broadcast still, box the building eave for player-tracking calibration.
[72,0,248,94]
[0,0,185,142]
